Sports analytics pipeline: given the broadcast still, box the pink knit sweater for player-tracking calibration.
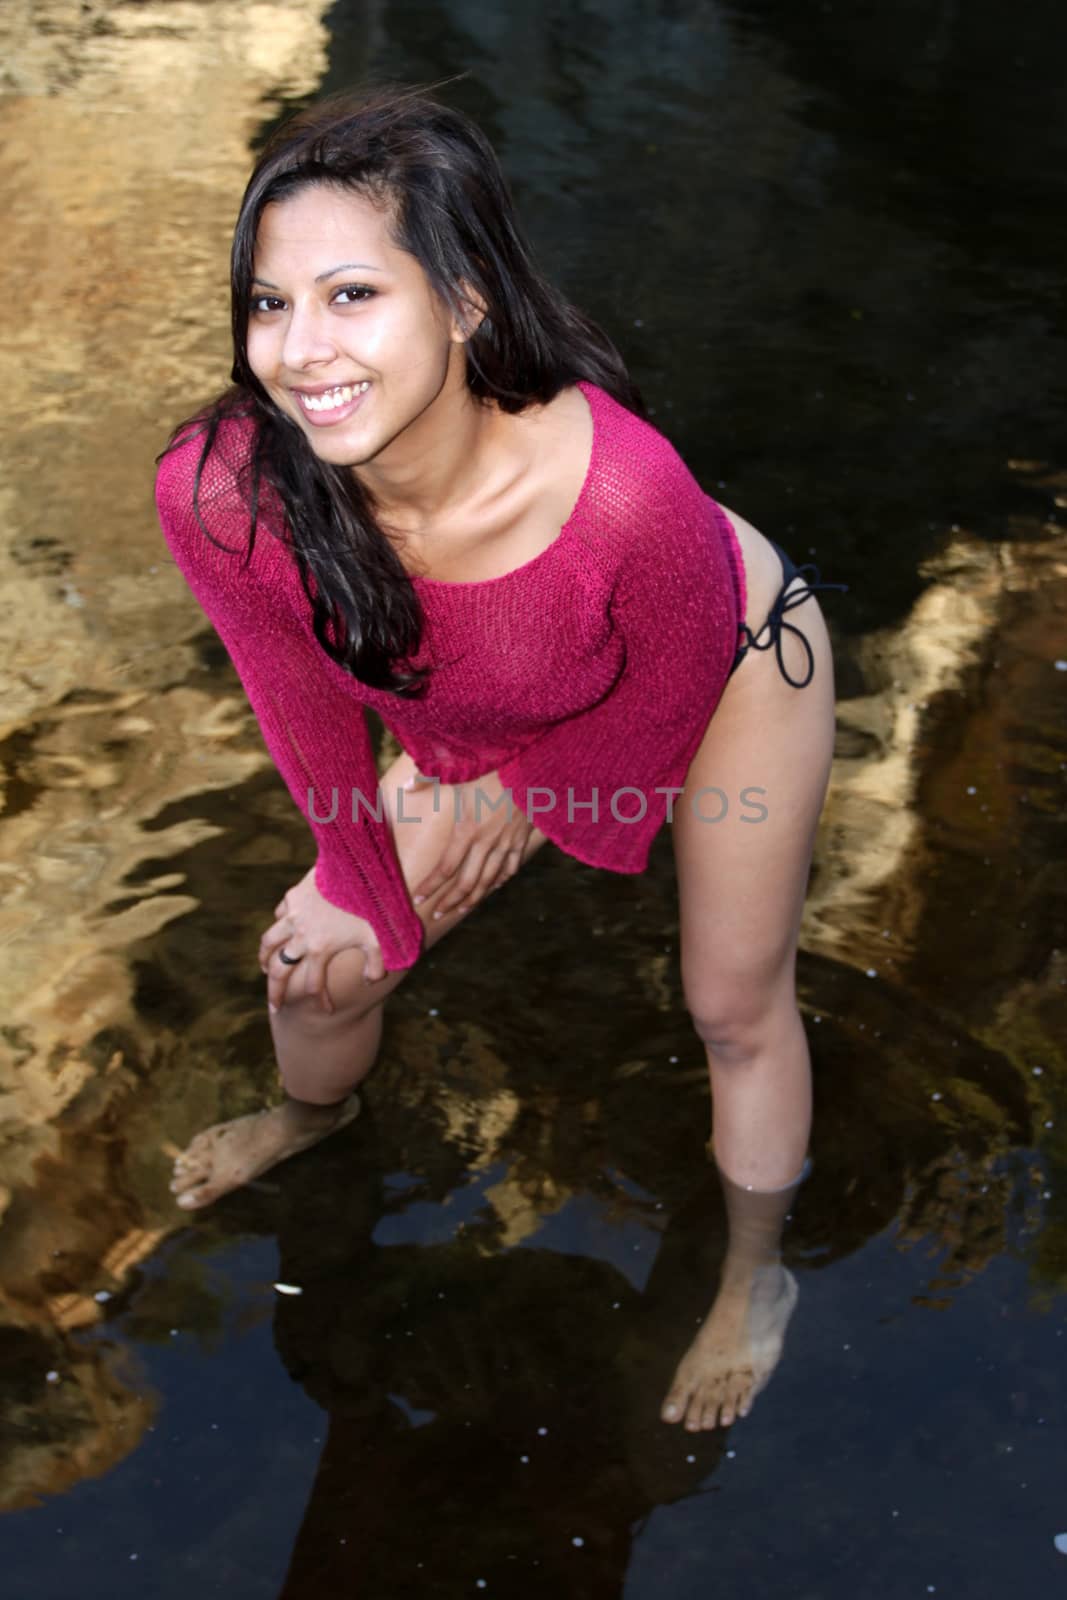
[155,381,746,970]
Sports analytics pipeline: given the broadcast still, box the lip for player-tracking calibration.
[290,381,370,428]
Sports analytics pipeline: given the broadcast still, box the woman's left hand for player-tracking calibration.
[408,768,537,917]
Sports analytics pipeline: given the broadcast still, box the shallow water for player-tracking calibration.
[0,1,1064,1595]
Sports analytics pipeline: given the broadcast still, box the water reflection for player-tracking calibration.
[0,0,1064,1591]
[0,0,332,1511]
[151,1144,800,1595]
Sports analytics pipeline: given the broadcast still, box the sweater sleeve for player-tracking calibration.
[496,468,742,873]
[154,427,424,971]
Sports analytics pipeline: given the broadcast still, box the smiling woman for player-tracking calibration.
[246,186,466,466]
[155,85,844,1433]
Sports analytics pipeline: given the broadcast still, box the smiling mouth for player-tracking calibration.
[293,380,371,415]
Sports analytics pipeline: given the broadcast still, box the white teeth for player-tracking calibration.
[299,381,369,413]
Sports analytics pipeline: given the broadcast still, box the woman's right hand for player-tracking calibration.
[258,866,385,1014]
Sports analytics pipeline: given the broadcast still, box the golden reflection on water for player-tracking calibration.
[0,0,1064,1517]
[0,0,330,1509]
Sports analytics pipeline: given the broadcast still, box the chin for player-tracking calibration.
[291,416,372,462]
[311,434,381,470]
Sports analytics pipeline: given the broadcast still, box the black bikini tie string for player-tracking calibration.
[733,563,849,690]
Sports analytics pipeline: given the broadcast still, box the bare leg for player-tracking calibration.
[171,752,548,1209]
[660,509,835,1424]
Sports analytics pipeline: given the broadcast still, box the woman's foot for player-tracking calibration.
[170,1094,361,1210]
[660,1261,798,1429]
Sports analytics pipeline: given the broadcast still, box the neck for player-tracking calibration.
[354,363,502,530]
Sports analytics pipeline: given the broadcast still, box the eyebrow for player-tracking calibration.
[251,262,386,289]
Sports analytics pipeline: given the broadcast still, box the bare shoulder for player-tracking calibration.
[535,380,594,428]
[515,383,595,523]
[529,382,594,459]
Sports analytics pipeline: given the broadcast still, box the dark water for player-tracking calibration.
[1,1,1065,1596]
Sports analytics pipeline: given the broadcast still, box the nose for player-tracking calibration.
[281,299,337,371]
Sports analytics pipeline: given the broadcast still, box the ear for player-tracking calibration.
[450,281,489,343]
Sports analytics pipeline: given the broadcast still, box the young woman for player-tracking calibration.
[156,87,842,1431]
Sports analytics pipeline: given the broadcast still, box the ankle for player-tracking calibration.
[282,1092,355,1128]
[720,1249,783,1288]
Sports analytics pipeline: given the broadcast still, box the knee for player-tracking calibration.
[274,945,385,1027]
[276,988,376,1033]
[275,940,388,1017]
[688,1004,765,1065]
[683,974,797,1065]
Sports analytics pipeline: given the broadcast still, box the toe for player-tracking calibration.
[172,1162,216,1201]
[661,1383,689,1424]
[173,1151,210,1183]
[684,1393,705,1431]
[716,1380,738,1426]
[183,1128,223,1164]
[171,1165,208,1195]
[702,1396,724,1429]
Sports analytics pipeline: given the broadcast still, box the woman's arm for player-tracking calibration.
[155,432,424,973]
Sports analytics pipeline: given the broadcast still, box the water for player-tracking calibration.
[0,1,1064,1595]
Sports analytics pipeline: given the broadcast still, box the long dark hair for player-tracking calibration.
[167,85,645,695]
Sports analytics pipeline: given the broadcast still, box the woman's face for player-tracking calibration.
[246,183,469,473]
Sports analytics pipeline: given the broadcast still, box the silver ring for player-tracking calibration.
[278,948,303,966]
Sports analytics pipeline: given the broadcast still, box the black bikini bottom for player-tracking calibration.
[729,539,848,689]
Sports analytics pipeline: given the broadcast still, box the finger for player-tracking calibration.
[487,848,523,896]
[259,916,293,971]
[302,952,333,1014]
[434,847,490,916]
[507,819,535,853]
[274,896,289,919]
[259,933,289,974]
[461,846,509,909]
[267,950,296,1014]
[431,838,486,915]
[413,846,467,905]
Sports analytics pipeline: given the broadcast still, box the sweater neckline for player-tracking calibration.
[410,380,599,592]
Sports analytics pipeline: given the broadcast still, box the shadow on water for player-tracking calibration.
[0,1,1064,1596]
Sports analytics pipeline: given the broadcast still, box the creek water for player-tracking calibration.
[0,2,1064,1596]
